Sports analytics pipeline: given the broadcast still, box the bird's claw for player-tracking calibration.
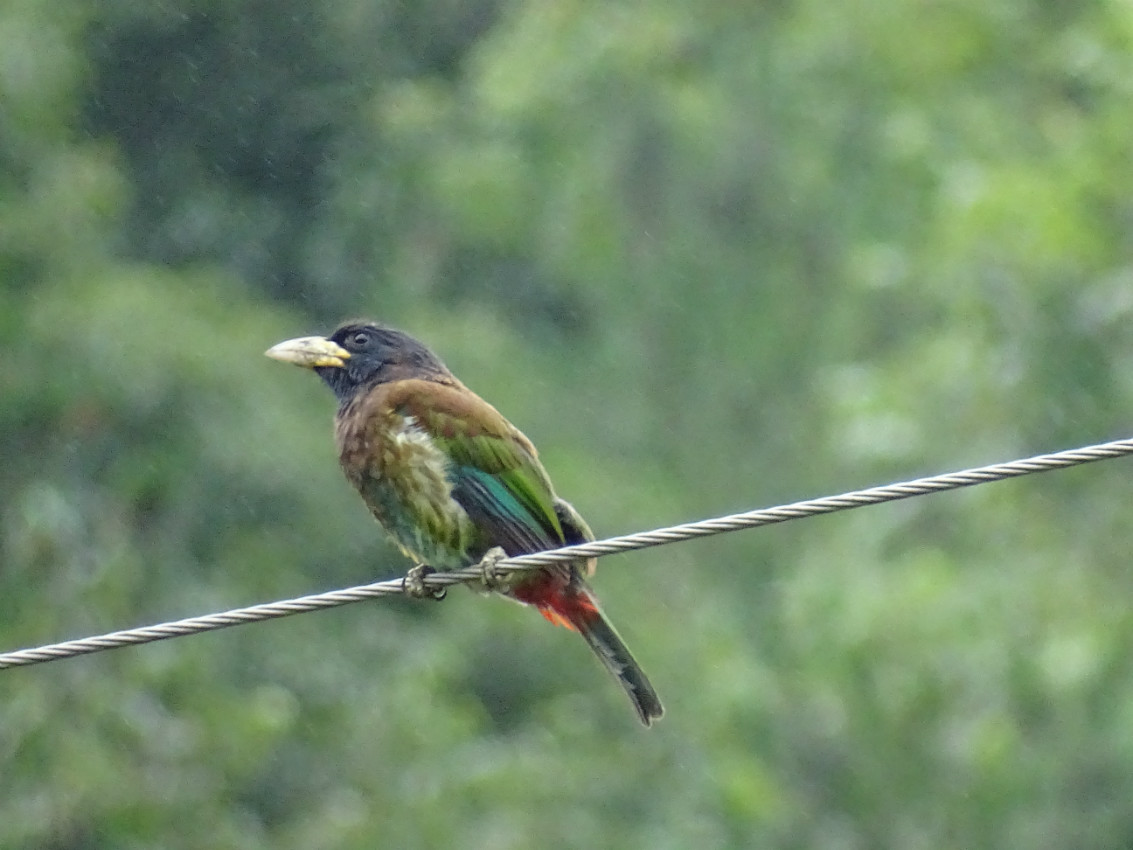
[478,547,510,593]
[402,564,447,601]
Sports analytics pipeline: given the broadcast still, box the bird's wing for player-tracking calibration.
[394,381,566,555]
[554,497,598,576]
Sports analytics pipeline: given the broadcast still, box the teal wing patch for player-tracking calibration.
[452,465,563,555]
[400,383,566,555]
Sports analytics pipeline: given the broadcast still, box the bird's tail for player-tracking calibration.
[540,497,662,725]
[562,584,664,727]
[516,574,664,726]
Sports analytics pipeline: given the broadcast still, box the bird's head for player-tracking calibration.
[266,321,452,403]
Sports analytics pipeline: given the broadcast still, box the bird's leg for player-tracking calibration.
[478,547,510,594]
[402,563,447,601]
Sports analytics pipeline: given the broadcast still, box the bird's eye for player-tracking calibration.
[351,332,369,348]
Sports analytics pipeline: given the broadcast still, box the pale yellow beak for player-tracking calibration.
[265,336,352,369]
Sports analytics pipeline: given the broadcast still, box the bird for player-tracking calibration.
[266,320,663,726]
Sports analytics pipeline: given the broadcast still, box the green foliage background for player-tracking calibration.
[4,1,1133,847]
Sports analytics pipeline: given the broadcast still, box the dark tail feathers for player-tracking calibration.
[572,589,664,727]
[552,497,662,725]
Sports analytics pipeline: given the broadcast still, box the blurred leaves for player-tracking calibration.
[4,0,1133,848]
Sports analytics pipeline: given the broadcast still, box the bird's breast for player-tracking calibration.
[336,407,477,568]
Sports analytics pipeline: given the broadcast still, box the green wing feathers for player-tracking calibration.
[403,386,564,554]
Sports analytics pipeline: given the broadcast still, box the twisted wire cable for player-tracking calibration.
[3,435,1132,670]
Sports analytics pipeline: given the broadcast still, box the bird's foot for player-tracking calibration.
[402,564,447,601]
[478,547,510,594]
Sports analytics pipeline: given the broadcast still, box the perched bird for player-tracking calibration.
[266,321,663,726]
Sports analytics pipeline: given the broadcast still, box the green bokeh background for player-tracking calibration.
[5,1,1133,847]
